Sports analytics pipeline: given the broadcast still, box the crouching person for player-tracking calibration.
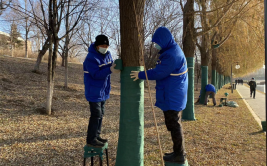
[83,35,120,147]
[130,27,188,164]
[204,84,216,106]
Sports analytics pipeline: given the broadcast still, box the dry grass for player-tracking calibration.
[0,55,266,166]
[0,49,81,65]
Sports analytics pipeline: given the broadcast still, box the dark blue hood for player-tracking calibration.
[152,27,177,53]
[88,43,98,54]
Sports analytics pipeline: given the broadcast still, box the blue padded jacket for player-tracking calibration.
[205,84,216,93]
[83,43,113,102]
[139,27,188,111]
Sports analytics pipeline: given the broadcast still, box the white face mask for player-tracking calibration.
[154,43,162,50]
[98,47,108,54]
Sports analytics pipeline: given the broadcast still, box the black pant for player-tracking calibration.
[163,110,185,156]
[204,91,216,105]
[250,88,256,98]
[86,101,105,144]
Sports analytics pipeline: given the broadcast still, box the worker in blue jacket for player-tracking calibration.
[83,35,120,147]
[130,27,188,164]
[204,84,216,106]
[196,84,216,105]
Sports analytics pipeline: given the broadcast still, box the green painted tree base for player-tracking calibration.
[199,66,208,104]
[115,66,144,166]
[165,160,189,166]
[84,142,108,160]
[182,57,195,120]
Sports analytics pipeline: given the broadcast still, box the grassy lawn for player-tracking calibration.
[0,55,266,166]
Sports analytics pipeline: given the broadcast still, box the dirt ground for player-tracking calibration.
[0,55,266,166]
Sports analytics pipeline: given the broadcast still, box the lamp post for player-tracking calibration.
[231,62,240,93]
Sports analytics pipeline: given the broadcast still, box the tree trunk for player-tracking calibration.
[182,0,195,120]
[116,1,145,166]
[46,36,53,115]
[211,49,217,87]
[33,38,50,73]
[61,53,65,67]
[25,32,28,58]
[11,44,13,57]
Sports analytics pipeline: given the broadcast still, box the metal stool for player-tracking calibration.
[220,97,227,106]
[83,142,109,166]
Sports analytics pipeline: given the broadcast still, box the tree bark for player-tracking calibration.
[46,35,53,115]
[33,38,50,73]
[182,0,196,120]
[116,1,145,166]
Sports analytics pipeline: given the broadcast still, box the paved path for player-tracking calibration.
[236,85,266,121]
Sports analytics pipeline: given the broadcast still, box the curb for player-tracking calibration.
[236,89,264,132]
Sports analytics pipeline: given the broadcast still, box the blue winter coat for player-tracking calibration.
[83,43,113,102]
[205,84,216,93]
[139,27,188,111]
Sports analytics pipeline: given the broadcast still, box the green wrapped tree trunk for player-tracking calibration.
[199,66,208,104]
[212,70,216,87]
[116,67,144,166]
[182,57,195,120]
[218,73,222,90]
[216,71,218,92]
[116,1,146,166]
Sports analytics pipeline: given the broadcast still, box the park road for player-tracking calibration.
[236,85,266,121]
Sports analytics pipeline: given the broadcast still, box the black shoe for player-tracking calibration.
[164,152,174,156]
[87,139,105,148]
[97,137,108,143]
[163,153,186,164]
[214,104,216,106]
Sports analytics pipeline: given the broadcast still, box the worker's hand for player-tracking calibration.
[130,71,139,81]
[110,63,120,73]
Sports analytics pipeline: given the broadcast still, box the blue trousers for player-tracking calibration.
[86,101,106,144]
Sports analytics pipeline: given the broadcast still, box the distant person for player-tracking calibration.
[83,35,120,147]
[248,78,257,99]
[235,79,237,86]
[241,79,243,85]
[195,84,216,106]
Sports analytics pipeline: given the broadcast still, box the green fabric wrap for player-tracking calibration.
[199,66,208,104]
[165,160,189,166]
[182,57,195,120]
[114,59,123,70]
[215,71,219,92]
[211,70,216,88]
[220,74,223,89]
[115,66,144,166]
[218,74,222,90]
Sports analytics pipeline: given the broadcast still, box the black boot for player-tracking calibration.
[163,153,186,164]
[87,139,104,148]
[164,152,174,156]
[97,136,108,143]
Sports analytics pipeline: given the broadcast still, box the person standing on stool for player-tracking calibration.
[83,35,120,147]
[248,77,257,99]
[130,27,188,164]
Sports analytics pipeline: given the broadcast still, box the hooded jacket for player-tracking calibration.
[139,27,188,111]
[83,43,113,102]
